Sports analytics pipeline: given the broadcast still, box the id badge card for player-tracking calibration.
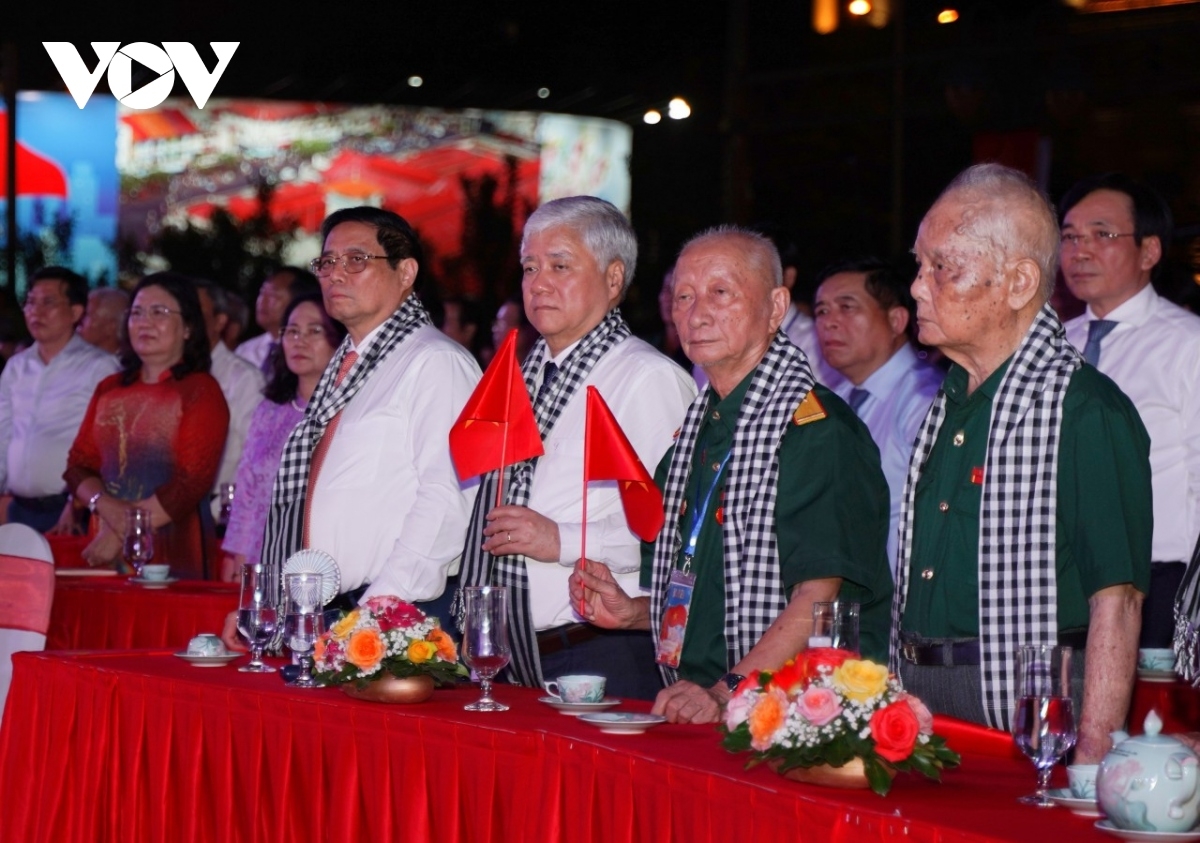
[656,568,696,668]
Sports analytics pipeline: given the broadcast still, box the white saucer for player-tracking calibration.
[578,712,666,734]
[174,652,240,667]
[130,576,179,589]
[1137,668,1178,683]
[539,696,622,715]
[1095,820,1200,842]
[1047,787,1102,817]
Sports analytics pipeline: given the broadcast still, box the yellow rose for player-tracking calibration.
[331,610,360,641]
[407,640,438,664]
[832,659,889,702]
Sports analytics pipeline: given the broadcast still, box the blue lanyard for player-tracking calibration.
[681,451,732,574]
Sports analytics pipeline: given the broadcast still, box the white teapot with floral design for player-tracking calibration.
[1096,710,1200,834]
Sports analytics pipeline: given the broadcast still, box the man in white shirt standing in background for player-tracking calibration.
[193,278,266,521]
[0,267,119,532]
[235,267,320,374]
[457,196,696,700]
[1060,173,1200,647]
[814,258,943,575]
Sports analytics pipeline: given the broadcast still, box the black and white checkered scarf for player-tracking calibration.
[649,333,815,686]
[889,303,1081,730]
[455,308,632,687]
[1173,535,1200,685]
[260,294,431,607]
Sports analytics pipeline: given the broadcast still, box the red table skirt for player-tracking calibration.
[0,651,1119,843]
[46,578,237,651]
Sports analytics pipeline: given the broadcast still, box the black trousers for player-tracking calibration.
[1140,562,1187,648]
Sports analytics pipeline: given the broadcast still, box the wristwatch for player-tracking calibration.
[86,490,103,513]
[719,672,747,694]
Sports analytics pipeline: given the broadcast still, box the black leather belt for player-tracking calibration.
[537,623,599,656]
[901,629,1089,667]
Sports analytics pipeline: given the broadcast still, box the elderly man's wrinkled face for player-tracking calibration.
[521,224,623,356]
[911,196,1012,355]
[672,237,786,387]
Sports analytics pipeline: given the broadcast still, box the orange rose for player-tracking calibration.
[428,628,457,661]
[314,637,327,663]
[346,629,385,671]
[748,687,789,751]
[870,702,920,762]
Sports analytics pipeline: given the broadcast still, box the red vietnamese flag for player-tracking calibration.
[584,386,665,542]
[448,330,544,481]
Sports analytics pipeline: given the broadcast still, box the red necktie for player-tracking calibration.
[303,350,358,547]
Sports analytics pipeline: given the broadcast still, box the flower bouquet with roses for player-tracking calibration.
[312,596,468,688]
[721,648,960,795]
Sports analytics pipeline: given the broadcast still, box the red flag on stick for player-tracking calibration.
[583,386,665,543]
[448,329,543,482]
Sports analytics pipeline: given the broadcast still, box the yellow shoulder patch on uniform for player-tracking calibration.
[792,391,827,426]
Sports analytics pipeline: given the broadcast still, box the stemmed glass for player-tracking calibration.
[236,563,278,673]
[1012,644,1077,806]
[123,508,155,577]
[809,600,860,652]
[283,572,325,688]
[461,586,511,712]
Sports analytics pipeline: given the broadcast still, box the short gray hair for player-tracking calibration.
[678,225,783,289]
[938,163,1059,303]
[522,196,638,294]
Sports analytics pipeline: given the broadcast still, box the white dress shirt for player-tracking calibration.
[209,342,266,499]
[0,334,120,497]
[1066,284,1200,563]
[234,332,275,371]
[309,323,482,602]
[525,336,697,630]
[832,343,943,576]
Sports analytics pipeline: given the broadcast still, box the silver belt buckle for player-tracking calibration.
[901,641,918,664]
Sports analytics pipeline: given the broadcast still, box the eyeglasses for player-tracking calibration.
[22,296,66,311]
[309,253,388,276]
[128,305,182,322]
[281,325,328,343]
[1060,231,1136,248]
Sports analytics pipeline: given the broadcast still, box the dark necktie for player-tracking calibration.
[1083,320,1118,367]
[848,387,871,415]
[303,350,358,547]
[535,361,559,407]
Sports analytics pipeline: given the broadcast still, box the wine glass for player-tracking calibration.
[810,600,860,652]
[236,563,278,674]
[123,507,155,577]
[283,572,324,688]
[1012,644,1076,806]
[461,586,511,712]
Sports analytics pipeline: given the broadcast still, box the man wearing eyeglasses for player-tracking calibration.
[0,267,119,532]
[256,207,481,624]
[234,267,320,375]
[1060,174,1200,649]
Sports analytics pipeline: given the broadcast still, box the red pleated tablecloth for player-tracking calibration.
[0,650,1128,843]
[46,577,237,650]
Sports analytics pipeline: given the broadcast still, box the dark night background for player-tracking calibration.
[7,0,1200,329]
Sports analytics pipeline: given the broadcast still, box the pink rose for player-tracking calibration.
[724,690,755,730]
[364,596,425,631]
[898,692,934,735]
[797,686,842,726]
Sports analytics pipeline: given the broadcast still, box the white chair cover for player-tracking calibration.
[0,524,55,721]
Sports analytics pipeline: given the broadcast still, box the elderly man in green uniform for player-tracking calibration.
[897,163,1151,763]
[570,226,893,724]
